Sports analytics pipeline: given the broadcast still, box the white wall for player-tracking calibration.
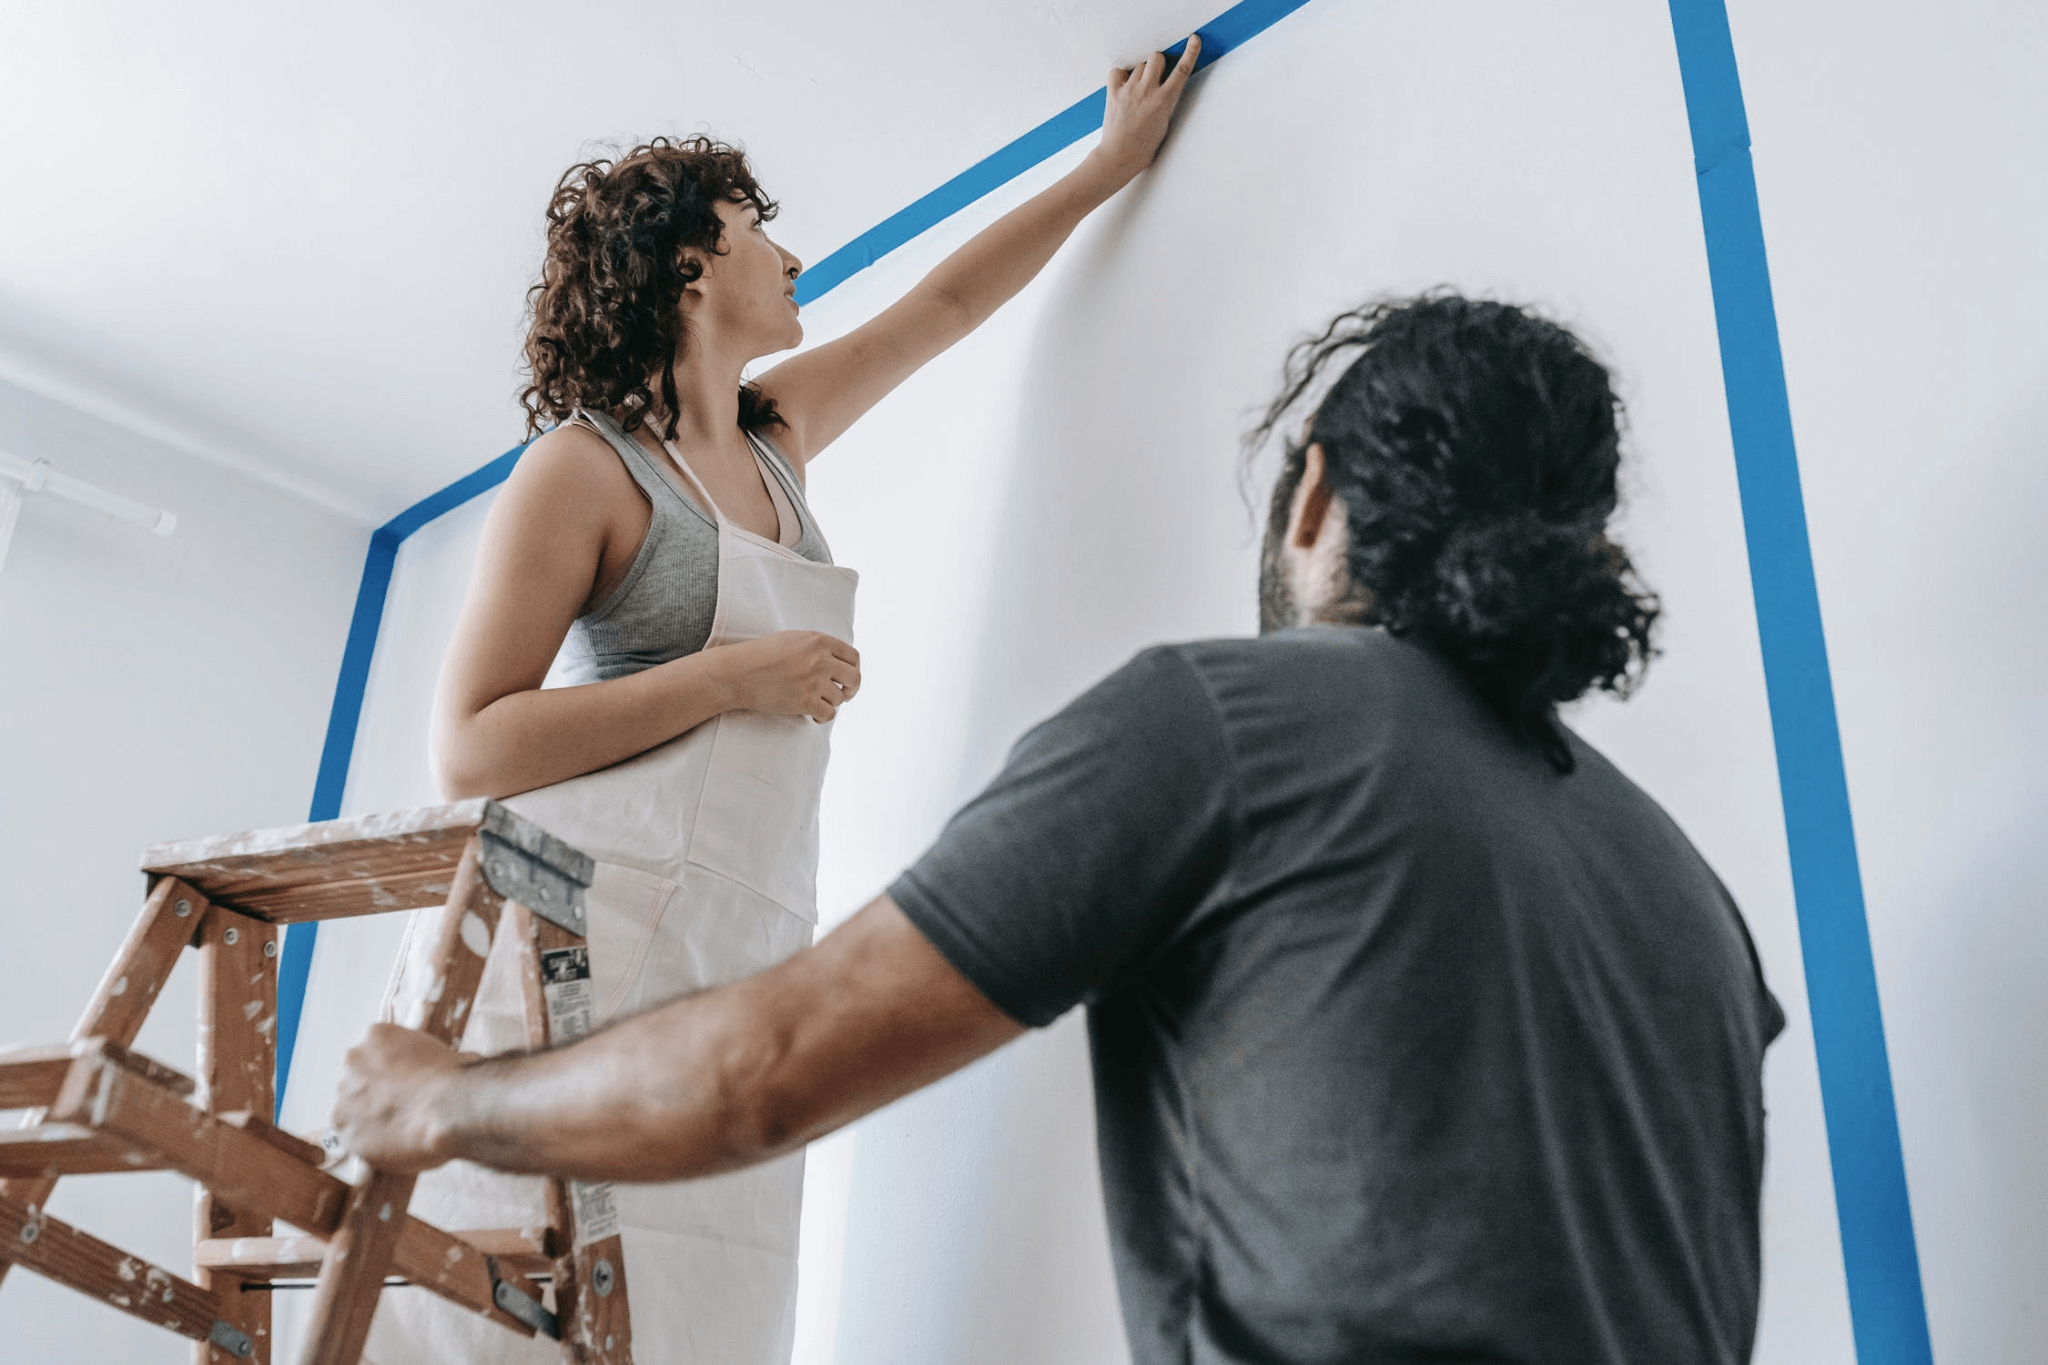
[796,1,2048,1362]
[0,377,364,1362]
[1736,2,2048,1357]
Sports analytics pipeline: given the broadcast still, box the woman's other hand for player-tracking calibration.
[714,630,862,722]
[1088,34,1201,189]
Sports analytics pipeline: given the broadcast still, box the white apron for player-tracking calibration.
[365,432,857,1365]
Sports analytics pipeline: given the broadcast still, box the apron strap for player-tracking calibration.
[642,422,727,525]
[647,422,801,549]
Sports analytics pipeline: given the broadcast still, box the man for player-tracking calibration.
[337,294,1784,1365]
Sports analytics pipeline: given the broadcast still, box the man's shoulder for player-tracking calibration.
[1140,626,1431,705]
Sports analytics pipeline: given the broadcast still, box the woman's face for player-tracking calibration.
[689,196,804,359]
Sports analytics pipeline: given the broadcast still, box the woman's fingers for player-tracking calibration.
[1112,35,1198,99]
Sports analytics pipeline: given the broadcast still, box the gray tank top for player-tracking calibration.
[553,408,831,685]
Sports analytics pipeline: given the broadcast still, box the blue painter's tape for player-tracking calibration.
[279,0,1319,1113]
[795,0,1315,303]
[278,524,401,1111]
[277,450,523,1110]
[382,445,527,542]
[1666,1,1933,1360]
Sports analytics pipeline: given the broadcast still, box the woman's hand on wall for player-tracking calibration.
[710,630,862,723]
[1085,34,1202,191]
[754,34,1201,467]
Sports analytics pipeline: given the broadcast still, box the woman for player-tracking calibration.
[364,38,1200,1365]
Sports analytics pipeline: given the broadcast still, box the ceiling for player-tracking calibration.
[0,0,1220,523]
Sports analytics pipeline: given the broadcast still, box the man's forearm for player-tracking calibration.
[335,898,1025,1183]
[431,978,797,1184]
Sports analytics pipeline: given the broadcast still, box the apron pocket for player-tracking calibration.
[685,711,829,922]
[584,861,679,1026]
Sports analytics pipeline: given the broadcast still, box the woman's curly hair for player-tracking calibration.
[1249,293,1660,772]
[520,135,786,442]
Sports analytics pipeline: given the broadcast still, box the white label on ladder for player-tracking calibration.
[541,946,622,1245]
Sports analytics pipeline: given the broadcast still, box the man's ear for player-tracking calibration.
[1290,443,1338,549]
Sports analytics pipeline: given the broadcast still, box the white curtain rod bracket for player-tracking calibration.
[0,447,178,571]
[0,447,178,537]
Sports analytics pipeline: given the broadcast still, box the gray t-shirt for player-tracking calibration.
[890,626,1783,1365]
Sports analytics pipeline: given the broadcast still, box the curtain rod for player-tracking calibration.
[0,447,177,572]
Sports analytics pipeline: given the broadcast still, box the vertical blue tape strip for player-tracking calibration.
[276,524,400,1111]
[276,448,525,1111]
[278,0,1316,1109]
[1666,2,1933,1360]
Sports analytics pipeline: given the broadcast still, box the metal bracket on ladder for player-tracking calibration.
[476,800,595,936]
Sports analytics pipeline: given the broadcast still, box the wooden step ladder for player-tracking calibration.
[0,800,634,1363]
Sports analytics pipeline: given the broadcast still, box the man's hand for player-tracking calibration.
[332,1022,466,1174]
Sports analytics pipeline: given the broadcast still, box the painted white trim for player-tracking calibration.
[0,348,380,526]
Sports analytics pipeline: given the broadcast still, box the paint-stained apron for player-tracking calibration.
[364,435,857,1365]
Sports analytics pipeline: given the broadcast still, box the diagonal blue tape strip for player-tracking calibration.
[795,0,1315,303]
[1666,1,1933,1360]
[277,0,1317,1112]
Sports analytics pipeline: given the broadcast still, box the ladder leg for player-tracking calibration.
[0,876,208,1289]
[300,837,501,1365]
[505,902,635,1364]
[1,1190,253,1356]
[194,905,279,1364]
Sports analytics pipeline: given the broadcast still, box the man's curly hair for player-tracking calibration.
[1250,293,1660,772]
[520,135,786,442]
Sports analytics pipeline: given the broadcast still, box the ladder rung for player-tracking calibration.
[196,1227,555,1281]
[0,1039,194,1111]
[0,1045,79,1109]
[47,1048,544,1337]
[0,1124,161,1178]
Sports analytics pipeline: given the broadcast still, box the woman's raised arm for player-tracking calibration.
[758,36,1200,465]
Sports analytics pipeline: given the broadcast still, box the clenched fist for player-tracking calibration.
[713,630,861,722]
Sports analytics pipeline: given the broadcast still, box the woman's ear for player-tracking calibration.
[1290,443,1338,549]
[678,248,711,299]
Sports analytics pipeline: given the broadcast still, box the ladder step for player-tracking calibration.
[139,799,592,925]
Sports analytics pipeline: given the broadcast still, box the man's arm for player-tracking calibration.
[332,897,1023,1182]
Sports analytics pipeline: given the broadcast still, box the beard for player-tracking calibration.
[1259,454,1304,634]
[1257,513,1296,634]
